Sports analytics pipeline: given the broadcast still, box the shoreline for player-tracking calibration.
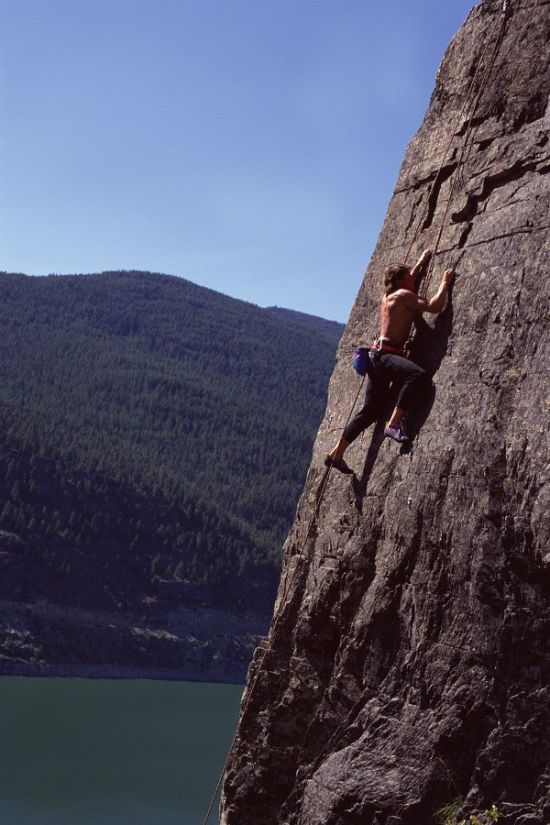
[0,659,247,684]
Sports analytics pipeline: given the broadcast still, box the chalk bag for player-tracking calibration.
[352,347,369,376]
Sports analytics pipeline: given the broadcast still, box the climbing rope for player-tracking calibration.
[279,0,513,794]
[202,4,511,822]
[416,0,510,299]
[201,374,366,825]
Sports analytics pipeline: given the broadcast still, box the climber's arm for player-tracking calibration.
[416,268,454,314]
[410,248,433,286]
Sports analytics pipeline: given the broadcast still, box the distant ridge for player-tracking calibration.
[265,305,344,344]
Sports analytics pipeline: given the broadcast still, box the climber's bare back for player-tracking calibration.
[380,266,454,346]
[380,290,418,347]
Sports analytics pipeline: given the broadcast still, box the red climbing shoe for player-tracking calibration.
[384,424,410,443]
[324,455,354,474]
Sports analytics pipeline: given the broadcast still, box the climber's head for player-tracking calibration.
[383,263,415,295]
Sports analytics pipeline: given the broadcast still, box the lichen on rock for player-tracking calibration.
[220,1,550,823]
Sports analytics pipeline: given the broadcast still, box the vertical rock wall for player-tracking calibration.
[221,1,550,823]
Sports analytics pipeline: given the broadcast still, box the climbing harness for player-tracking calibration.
[353,337,407,377]
[372,337,407,356]
[202,4,511,822]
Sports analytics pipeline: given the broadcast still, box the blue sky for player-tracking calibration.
[0,0,474,322]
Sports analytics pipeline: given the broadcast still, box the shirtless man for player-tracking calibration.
[325,249,454,473]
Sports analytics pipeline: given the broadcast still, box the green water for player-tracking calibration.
[0,677,243,824]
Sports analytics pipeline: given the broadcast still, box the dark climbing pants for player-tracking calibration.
[343,352,429,444]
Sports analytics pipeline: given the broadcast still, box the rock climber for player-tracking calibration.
[325,249,454,474]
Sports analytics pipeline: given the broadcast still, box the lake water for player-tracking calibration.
[0,677,243,825]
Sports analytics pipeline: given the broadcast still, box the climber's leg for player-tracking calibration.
[325,376,387,472]
[381,354,429,442]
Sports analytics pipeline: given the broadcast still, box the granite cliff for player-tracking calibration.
[220,1,549,823]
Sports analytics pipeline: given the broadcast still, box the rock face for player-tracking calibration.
[220,2,550,823]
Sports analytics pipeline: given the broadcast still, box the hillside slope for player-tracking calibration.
[0,271,343,678]
[221,1,549,822]
[266,306,344,344]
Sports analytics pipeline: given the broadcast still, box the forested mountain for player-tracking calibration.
[265,306,344,344]
[0,271,343,617]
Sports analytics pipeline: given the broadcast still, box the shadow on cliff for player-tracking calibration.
[403,279,455,443]
[352,282,455,510]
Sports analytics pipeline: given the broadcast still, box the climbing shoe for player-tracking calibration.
[324,455,354,474]
[384,424,410,443]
